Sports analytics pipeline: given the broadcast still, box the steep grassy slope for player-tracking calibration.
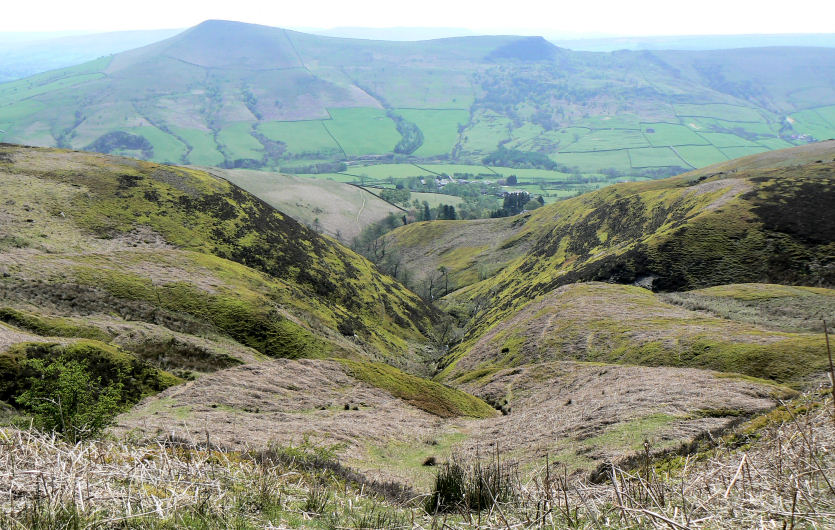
[379,144,835,385]
[662,283,835,332]
[388,142,835,298]
[2,20,835,173]
[0,144,434,367]
[203,167,402,240]
[442,282,829,387]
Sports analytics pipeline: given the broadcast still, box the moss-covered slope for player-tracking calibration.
[383,144,834,378]
[442,282,831,387]
[0,144,434,364]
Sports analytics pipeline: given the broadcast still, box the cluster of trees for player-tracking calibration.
[390,112,424,155]
[86,131,154,159]
[482,147,558,171]
[490,191,544,218]
[379,187,411,205]
[437,204,458,220]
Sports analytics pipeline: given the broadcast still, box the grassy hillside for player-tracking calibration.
[1,20,835,176]
[442,282,829,387]
[0,144,434,367]
[377,144,835,386]
[387,142,835,295]
[204,167,402,240]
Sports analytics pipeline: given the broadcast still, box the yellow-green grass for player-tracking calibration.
[395,109,468,157]
[335,358,495,419]
[325,108,400,156]
[391,149,835,384]
[256,120,341,155]
[0,307,110,342]
[362,431,467,489]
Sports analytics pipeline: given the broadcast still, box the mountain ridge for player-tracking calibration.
[2,19,835,174]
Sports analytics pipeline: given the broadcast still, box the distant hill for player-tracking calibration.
[553,33,835,52]
[0,28,183,82]
[2,20,835,176]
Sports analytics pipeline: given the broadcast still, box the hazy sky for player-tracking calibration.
[2,0,834,36]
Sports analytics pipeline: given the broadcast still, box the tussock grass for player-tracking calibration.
[2,389,835,527]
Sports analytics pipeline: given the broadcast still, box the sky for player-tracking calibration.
[2,0,834,37]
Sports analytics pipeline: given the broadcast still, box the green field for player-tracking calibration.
[720,146,770,159]
[698,132,762,148]
[413,164,498,177]
[172,127,225,166]
[642,123,709,146]
[676,145,728,167]
[217,122,263,161]
[325,107,400,156]
[567,129,649,151]
[790,107,835,141]
[408,191,465,207]
[257,120,341,155]
[487,167,573,180]
[345,163,434,179]
[459,110,511,153]
[122,126,187,164]
[575,114,642,129]
[553,150,632,171]
[629,147,688,168]
[395,109,468,157]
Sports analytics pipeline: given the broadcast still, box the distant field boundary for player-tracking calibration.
[346,183,408,212]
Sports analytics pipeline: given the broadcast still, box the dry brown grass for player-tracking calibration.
[5,391,832,528]
[457,361,785,474]
[453,282,822,379]
[116,359,452,461]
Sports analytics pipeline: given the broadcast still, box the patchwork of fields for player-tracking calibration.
[2,24,835,184]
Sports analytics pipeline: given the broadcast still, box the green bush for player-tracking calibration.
[16,356,123,442]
